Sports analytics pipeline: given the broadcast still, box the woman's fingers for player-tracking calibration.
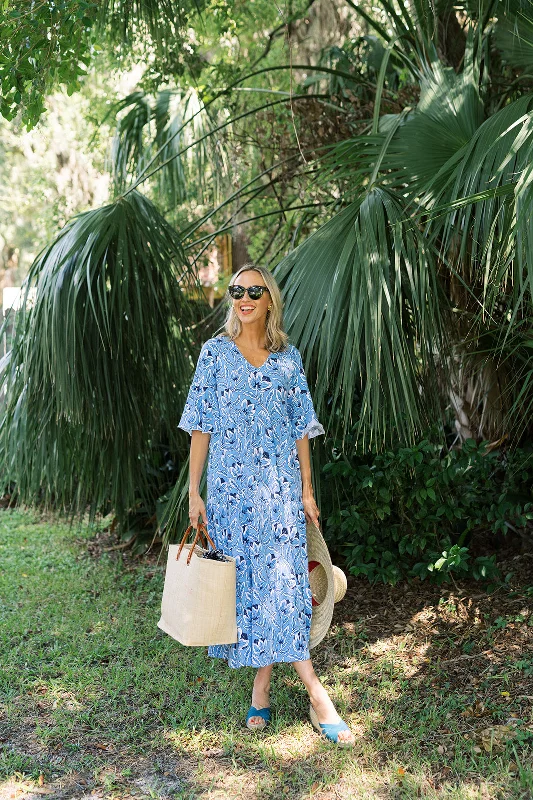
[189,499,207,529]
[303,500,320,528]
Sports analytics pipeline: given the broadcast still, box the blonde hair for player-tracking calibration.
[219,264,289,352]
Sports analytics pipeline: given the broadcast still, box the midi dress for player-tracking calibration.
[178,334,325,668]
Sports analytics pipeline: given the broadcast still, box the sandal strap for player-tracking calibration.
[246,706,271,722]
[318,719,350,742]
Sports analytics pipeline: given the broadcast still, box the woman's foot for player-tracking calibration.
[309,687,355,745]
[247,669,271,728]
[247,686,270,728]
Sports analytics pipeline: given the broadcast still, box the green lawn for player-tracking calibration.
[0,508,532,799]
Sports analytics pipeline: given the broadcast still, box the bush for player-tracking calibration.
[322,437,533,584]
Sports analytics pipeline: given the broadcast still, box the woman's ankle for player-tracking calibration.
[253,666,273,692]
[308,683,332,709]
[252,680,271,696]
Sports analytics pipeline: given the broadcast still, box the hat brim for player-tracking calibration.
[307,522,336,650]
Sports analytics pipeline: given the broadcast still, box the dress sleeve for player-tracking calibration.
[287,347,325,441]
[178,339,220,435]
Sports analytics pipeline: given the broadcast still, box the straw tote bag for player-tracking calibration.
[157,523,238,646]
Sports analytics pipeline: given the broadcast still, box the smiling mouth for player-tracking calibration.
[240,305,256,313]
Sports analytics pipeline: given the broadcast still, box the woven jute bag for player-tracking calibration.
[157,523,238,646]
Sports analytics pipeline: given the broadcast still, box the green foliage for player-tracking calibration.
[271,19,533,448]
[494,1,533,71]
[6,0,533,554]
[0,0,98,128]
[0,0,208,128]
[323,437,533,584]
[0,190,208,533]
[109,87,222,208]
[273,188,445,449]
[0,80,114,273]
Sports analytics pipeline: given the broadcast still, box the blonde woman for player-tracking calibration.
[178,264,354,745]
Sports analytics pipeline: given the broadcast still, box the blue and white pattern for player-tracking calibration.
[178,334,325,668]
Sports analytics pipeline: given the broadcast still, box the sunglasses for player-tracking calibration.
[228,284,270,300]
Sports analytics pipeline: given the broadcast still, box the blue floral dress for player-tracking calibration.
[178,334,325,668]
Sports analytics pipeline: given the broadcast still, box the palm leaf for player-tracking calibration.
[274,188,446,450]
[313,39,484,204]
[389,50,484,194]
[494,0,533,70]
[111,92,153,193]
[97,0,205,50]
[345,0,466,72]
[0,190,208,531]
[425,94,533,308]
[110,88,219,207]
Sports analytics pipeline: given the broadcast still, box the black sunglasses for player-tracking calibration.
[228,284,270,300]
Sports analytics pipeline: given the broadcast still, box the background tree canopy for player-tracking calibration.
[1,0,533,582]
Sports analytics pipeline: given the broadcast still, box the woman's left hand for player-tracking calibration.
[302,488,320,529]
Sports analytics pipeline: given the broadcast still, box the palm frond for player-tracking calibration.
[274,188,446,450]
[345,0,467,72]
[312,39,484,204]
[97,0,205,50]
[111,92,153,193]
[0,190,208,530]
[494,0,533,70]
[110,88,220,207]
[388,48,484,195]
[425,94,533,308]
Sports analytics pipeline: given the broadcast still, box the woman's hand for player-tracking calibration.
[189,490,207,529]
[302,487,320,528]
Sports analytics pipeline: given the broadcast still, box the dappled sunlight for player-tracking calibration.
[364,634,432,679]
[358,707,386,729]
[3,512,532,799]
[163,720,326,760]
[254,726,324,759]
[366,635,409,657]
[0,777,41,800]
[0,763,511,800]
[33,686,85,712]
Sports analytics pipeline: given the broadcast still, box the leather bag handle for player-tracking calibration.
[176,522,217,565]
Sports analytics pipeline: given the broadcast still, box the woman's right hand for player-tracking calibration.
[189,490,207,529]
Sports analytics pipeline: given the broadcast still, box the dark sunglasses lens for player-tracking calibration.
[247,286,265,300]
[228,285,245,299]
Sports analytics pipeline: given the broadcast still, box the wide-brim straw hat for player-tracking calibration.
[307,521,348,649]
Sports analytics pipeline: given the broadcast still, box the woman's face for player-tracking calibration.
[232,270,271,327]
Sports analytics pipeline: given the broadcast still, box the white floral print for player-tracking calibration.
[178,334,325,668]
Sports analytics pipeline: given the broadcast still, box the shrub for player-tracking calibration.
[322,437,533,584]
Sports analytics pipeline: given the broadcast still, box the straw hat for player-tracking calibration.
[307,521,348,649]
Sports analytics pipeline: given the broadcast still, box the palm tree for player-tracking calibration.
[0,190,209,540]
[273,0,533,448]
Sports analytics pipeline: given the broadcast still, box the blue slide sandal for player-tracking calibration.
[246,706,271,730]
[309,704,354,746]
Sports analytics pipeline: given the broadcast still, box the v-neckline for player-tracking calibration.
[230,338,273,371]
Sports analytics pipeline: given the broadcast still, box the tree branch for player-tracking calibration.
[249,0,318,71]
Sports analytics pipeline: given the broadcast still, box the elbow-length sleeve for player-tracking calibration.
[287,346,325,441]
[178,339,220,435]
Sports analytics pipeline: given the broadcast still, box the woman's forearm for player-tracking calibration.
[189,430,210,494]
[295,435,313,493]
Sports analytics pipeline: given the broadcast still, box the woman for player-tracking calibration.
[178,264,355,745]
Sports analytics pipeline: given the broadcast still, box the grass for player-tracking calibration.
[0,507,532,799]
